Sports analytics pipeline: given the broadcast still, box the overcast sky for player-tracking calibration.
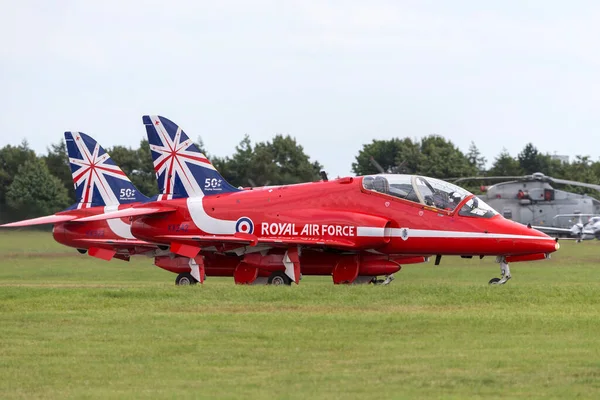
[2,1,599,179]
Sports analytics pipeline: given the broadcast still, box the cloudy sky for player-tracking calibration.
[2,0,599,179]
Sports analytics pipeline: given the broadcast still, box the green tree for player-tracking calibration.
[134,139,159,196]
[488,148,522,176]
[222,135,322,187]
[6,158,70,218]
[516,143,569,177]
[108,140,158,197]
[560,156,599,195]
[224,135,256,187]
[43,141,76,203]
[0,140,37,205]
[352,138,410,175]
[418,135,476,179]
[393,138,422,174]
[269,135,322,184]
[466,141,487,175]
[194,136,208,156]
[592,160,600,183]
[517,143,561,175]
[352,136,475,178]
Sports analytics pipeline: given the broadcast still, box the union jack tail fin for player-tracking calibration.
[142,115,240,199]
[65,132,149,208]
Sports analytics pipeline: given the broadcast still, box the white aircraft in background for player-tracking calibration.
[534,214,600,242]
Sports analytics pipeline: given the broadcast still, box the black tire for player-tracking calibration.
[176,272,197,286]
[267,271,292,286]
[488,277,501,285]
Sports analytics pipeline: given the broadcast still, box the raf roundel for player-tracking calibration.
[235,217,254,234]
[400,227,410,241]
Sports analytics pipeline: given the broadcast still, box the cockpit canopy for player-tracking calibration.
[362,174,498,218]
[589,217,600,225]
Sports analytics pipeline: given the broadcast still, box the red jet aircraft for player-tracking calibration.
[0,132,162,261]
[80,115,560,286]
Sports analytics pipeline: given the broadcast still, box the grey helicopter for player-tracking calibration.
[451,172,600,233]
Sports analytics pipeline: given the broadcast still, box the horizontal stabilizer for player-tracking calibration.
[0,214,78,228]
[75,207,175,222]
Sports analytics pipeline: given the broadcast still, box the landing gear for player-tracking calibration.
[267,271,292,286]
[371,274,395,285]
[489,257,511,285]
[175,272,197,286]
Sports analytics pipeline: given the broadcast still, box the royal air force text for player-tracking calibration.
[261,223,355,237]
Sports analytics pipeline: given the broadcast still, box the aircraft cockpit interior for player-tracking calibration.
[362,174,498,218]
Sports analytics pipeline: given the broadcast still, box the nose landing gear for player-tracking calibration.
[489,257,511,285]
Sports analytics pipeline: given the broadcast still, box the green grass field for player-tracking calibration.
[0,231,599,399]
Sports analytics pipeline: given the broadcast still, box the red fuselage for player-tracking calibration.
[51,205,156,260]
[130,177,557,260]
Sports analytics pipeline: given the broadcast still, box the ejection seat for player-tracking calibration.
[372,176,390,194]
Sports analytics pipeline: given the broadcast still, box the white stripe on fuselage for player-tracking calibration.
[104,205,136,239]
[387,228,551,241]
[187,197,236,235]
[356,227,387,237]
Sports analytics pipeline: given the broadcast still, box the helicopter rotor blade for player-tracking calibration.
[451,176,524,184]
[547,178,600,192]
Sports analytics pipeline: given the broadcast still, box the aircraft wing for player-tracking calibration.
[75,207,176,222]
[0,214,79,227]
[73,238,154,247]
[158,233,259,246]
[532,226,573,234]
[256,237,356,248]
[160,234,356,249]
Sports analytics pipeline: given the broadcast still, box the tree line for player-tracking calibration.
[1,134,600,223]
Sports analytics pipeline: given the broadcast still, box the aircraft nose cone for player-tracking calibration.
[493,218,559,255]
[518,222,559,254]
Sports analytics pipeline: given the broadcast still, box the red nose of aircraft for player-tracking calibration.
[493,217,559,256]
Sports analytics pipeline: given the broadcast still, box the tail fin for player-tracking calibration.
[142,115,240,199]
[65,132,149,208]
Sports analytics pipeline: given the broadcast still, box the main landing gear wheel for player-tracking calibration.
[371,275,395,285]
[489,257,512,285]
[267,271,292,286]
[175,272,198,286]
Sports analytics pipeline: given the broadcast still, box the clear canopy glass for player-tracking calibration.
[458,197,498,218]
[362,174,495,216]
